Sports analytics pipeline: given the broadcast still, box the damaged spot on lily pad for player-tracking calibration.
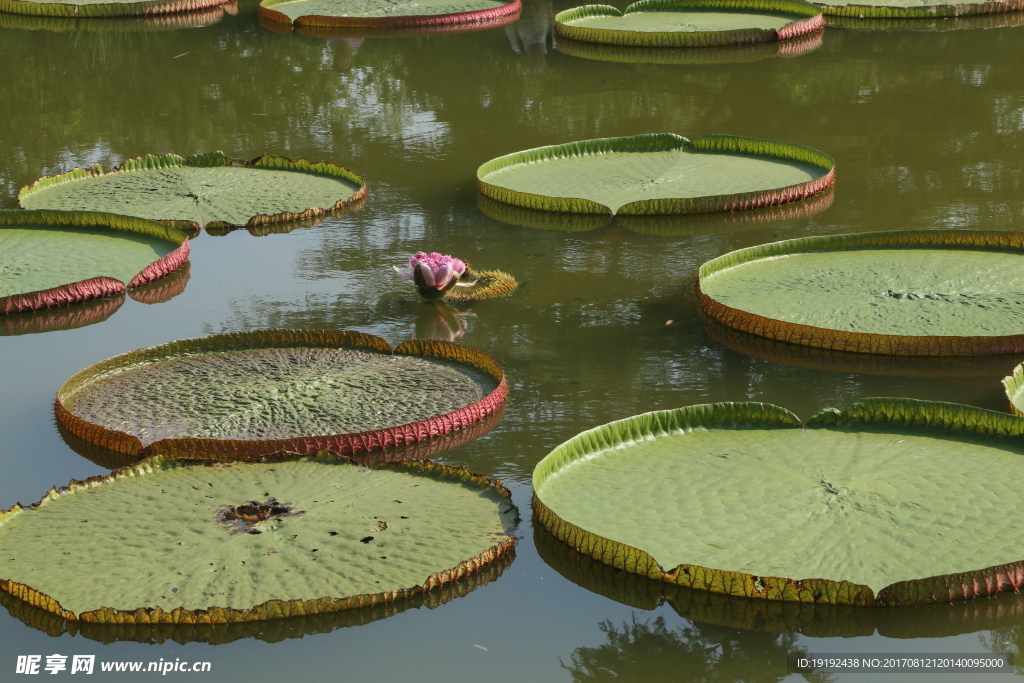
[477,133,834,216]
[0,452,518,622]
[533,398,1024,606]
[56,328,507,460]
[18,152,367,232]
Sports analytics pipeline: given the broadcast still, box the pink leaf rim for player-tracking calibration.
[259,0,521,28]
[1,210,190,315]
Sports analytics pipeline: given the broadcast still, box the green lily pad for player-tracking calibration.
[56,329,507,460]
[0,2,232,28]
[555,0,823,48]
[815,0,1022,19]
[19,152,367,231]
[0,548,512,643]
[534,521,1024,638]
[555,30,822,64]
[534,398,1024,606]
[699,229,1024,356]
[0,0,230,18]
[477,133,834,215]
[259,0,520,28]
[0,452,517,622]
[0,210,189,315]
[826,7,1024,26]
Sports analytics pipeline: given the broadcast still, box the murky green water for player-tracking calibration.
[2,2,1024,680]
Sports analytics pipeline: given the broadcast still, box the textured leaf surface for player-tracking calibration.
[259,0,519,26]
[533,400,1024,605]
[477,133,833,215]
[19,153,366,229]
[0,454,517,619]
[56,329,507,459]
[699,230,1024,356]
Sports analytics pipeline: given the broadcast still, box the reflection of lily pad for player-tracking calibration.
[19,152,367,231]
[126,261,190,305]
[0,293,124,337]
[0,0,228,17]
[826,7,1024,27]
[60,403,506,471]
[705,317,1022,377]
[1,548,512,643]
[0,2,233,29]
[556,29,822,63]
[535,522,1024,638]
[533,398,1024,605]
[554,0,823,48]
[477,193,613,232]
[815,0,1022,19]
[1,210,189,315]
[0,452,517,622]
[57,329,507,460]
[699,229,1024,356]
[477,133,834,215]
[259,0,520,28]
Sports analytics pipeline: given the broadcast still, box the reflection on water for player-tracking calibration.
[0,549,512,645]
[0,293,124,336]
[413,301,474,341]
[506,0,556,73]
[562,616,830,683]
[556,31,823,66]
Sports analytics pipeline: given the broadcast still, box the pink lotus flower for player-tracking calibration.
[394,252,473,293]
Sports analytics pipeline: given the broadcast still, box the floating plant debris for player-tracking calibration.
[533,398,1024,606]
[19,152,367,231]
[477,133,834,216]
[699,229,1024,356]
[0,453,518,622]
[258,0,521,28]
[56,329,507,460]
[0,210,188,315]
[554,0,824,49]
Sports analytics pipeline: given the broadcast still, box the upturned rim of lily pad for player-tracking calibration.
[476,133,835,216]
[0,451,518,624]
[0,0,229,18]
[555,29,823,64]
[18,151,368,231]
[0,546,514,643]
[1,293,124,337]
[825,6,1024,27]
[533,398,1024,607]
[261,9,520,35]
[814,0,1022,19]
[698,229,1024,357]
[0,2,233,27]
[533,520,1024,636]
[55,328,507,461]
[258,0,521,29]
[0,209,189,315]
[554,0,824,48]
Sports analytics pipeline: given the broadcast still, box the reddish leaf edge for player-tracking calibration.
[0,209,190,315]
[258,0,521,28]
[54,329,507,460]
[0,453,518,624]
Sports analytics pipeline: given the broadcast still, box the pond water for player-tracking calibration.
[2,2,1024,681]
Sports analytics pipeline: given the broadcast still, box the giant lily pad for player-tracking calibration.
[0,548,512,643]
[698,229,1024,356]
[533,398,1024,606]
[56,329,507,460]
[534,521,1024,638]
[0,2,233,28]
[0,0,229,18]
[0,452,517,622]
[814,0,1022,19]
[0,209,189,315]
[555,29,822,64]
[259,0,520,28]
[826,6,1024,26]
[477,133,834,215]
[19,152,367,231]
[554,0,823,48]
